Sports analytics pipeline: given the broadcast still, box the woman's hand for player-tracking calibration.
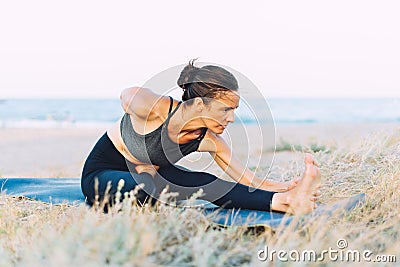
[134,164,160,178]
[257,176,301,192]
[284,176,302,191]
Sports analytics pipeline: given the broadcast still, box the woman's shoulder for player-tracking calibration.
[120,87,173,120]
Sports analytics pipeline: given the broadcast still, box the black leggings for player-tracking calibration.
[81,133,276,211]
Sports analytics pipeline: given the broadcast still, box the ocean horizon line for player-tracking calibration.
[0,98,399,128]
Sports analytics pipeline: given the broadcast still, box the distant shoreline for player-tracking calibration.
[1,98,399,127]
[1,122,398,178]
[1,120,399,130]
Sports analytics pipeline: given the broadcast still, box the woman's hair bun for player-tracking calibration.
[177,58,199,90]
[177,58,238,103]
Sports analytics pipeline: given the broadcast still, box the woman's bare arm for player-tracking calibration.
[119,87,169,177]
[120,87,169,119]
[198,132,295,192]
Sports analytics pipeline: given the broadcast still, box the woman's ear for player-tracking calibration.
[193,97,204,112]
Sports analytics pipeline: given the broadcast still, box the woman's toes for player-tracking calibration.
[313,189,321,197]
[304,153,314,165]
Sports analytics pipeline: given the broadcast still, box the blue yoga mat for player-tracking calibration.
[0,178,365,229]
[1,178,84,204]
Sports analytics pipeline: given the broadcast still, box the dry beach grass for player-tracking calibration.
[0,123,399,266]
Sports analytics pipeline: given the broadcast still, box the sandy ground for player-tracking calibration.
[0,122,399,178]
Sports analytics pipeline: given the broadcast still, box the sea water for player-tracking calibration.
[0,98,399,128]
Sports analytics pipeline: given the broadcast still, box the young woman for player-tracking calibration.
[81,59,321,214]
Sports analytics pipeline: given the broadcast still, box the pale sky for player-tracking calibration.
[1,0,399,98]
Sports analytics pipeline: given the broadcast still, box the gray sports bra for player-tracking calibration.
[120,96,207,166]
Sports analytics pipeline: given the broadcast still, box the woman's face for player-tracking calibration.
[201,90,240,134]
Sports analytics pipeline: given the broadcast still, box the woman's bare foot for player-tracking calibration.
[271,153,321,215]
